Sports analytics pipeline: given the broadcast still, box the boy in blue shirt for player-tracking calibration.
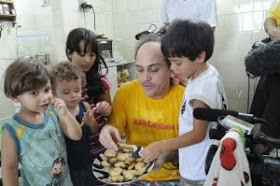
[1,57,82,185]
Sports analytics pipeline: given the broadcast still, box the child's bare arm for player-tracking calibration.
[1,129,19,186]
[82,102,99,133]
[142,99,208,161]
[51,98,82,140]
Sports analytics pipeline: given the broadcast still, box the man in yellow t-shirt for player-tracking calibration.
[99,34,185,185]
[264,1,280,40]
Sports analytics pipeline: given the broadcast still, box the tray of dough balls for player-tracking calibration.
[92,143,154,184]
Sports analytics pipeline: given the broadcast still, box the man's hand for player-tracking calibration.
[99,125,122,151]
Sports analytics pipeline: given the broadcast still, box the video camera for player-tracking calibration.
[193,108,280,186]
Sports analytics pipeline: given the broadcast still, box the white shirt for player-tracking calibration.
[179,64,227,180]
[160,0,217,27]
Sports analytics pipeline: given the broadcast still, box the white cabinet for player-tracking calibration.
[103,60,136,100]
[105,65,118,100]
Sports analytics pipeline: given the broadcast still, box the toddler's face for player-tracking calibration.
[15,81,53,113]
[54,78,82,109]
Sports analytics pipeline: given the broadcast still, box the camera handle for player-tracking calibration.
[254,130,280,149]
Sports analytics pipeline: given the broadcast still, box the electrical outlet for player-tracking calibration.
[78,0,89,12]
[79,0,88,5]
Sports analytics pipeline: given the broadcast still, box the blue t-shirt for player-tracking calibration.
[4,107,72,186]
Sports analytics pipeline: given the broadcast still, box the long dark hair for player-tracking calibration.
[66,28,108,101]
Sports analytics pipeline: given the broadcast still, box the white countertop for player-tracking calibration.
[104,59,135,67]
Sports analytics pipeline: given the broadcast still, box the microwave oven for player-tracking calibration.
[98,39,112,59]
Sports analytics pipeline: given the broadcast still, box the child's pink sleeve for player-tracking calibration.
[101,76,112,91]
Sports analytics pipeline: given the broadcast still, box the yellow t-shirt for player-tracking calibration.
[268,2,280,26]
[109,80,185,181]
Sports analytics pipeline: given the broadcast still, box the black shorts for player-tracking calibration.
[70,169,96,186]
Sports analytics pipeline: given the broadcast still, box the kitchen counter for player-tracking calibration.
[102,59,136,100]
[104,59,135,68]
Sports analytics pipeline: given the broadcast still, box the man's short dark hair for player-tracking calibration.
[161,19,214,62]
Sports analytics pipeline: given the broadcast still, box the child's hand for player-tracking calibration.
[81,110,97,127]
[93,101,111,117]
[50,98,67,116]
[81,111,91,126]
[141,141,163,162]
[171,70,188,86]
[153,153,168,171]
[171,70,180,85]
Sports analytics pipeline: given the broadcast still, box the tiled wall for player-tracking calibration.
[0,0,278,119]
[111,0,162,59]
[0,0,54,119]
[0,0,113,119]
[14,0,55,58]
[50,0,113,61]
[0,19,17,119]
[111,0,277,112]
[212,0,277,112]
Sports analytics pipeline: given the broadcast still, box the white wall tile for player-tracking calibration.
[254,0,277,11]
[251,30,268,44]
[220,14,243,33]
[228,99,249,113]
[127,0,138,11]
[0,59,17,120]
[242,11,264,31]
[211,0,276,111]
[216,0,253,14]
[0,95,15,119]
